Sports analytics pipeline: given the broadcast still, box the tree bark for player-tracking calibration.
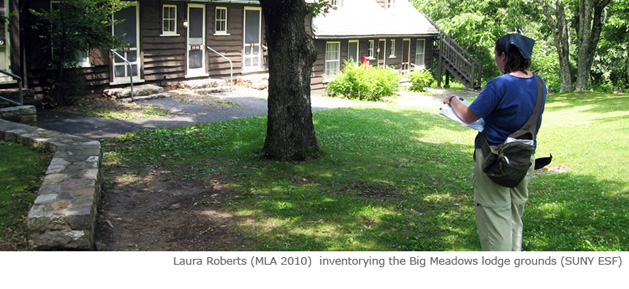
[575,0,612,91]
[259,0,320,161]
[541,0,573,92]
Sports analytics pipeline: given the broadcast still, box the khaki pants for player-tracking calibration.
[472,148,535,251]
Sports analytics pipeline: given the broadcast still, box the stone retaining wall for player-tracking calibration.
[0,119,102,250]
[0,105,37,126]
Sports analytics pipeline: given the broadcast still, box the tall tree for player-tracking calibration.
[574,0,612,91]
[540,0,574,92]
[259,0,320,161]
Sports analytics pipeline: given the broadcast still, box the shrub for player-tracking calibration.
[407,69,435,92]
[326,61,402,101]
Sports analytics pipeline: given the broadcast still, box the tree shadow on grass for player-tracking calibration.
[98,105,629,251]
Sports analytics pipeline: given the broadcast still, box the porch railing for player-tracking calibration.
[0,69,23,106]
[207,45,233,91]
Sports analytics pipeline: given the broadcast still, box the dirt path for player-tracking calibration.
[94,163,249,251]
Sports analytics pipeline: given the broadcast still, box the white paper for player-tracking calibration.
[438,97,485,131]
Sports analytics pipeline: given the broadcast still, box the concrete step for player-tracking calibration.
[103,84,164,99]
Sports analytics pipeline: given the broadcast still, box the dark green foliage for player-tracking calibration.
[30,0,131,106]
[407,69,435,91]
[325,61,402,101]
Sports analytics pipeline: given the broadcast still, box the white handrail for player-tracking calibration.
[207,46,233,91]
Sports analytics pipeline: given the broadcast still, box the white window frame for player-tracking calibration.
[389,39,396,58]
[387,0,396,9]
[325,41,341,80]
[415,39,426,68]
[215,6,229,35]
[368,40,375,59]
[161,4,178,36]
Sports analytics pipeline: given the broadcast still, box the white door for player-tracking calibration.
[112,3,140,84]
[0,0,11,83]
[187,4,207,77]
[243,7,262,72]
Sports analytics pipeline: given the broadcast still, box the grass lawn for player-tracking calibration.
[103,91,629,251]
[0,142,51,250]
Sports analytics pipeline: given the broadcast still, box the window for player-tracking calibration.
[325,42,341,79]
[348,40,359,64]
[390,39,396,57]
[368,40,375,58]
[387,0,396,9]
[162,5,177,35]
[215,7,228,35]
[330,0,342,7]
[415,39,425,68]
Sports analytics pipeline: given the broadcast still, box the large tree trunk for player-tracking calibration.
[259,0,320,161]
[541,0,573,92]
[575,0,612,91]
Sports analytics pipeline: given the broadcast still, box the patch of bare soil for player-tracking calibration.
[168,88,241,109]
[94,163,250,251]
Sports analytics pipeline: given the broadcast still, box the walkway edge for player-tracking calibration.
[0,119,102,250]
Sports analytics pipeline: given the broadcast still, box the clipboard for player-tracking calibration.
[438,97,485,132]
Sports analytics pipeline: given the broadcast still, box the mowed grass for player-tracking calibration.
[103,91,629,251]
[0,142,51,250]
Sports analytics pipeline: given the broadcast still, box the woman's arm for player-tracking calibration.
[443,95,481,124]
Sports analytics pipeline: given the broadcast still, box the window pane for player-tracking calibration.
[189,8,203,38]
[115,6,137,46]
[245,10,260,43]
[416,40,425,54]
[115,66,126,77]
[189,50,202,69]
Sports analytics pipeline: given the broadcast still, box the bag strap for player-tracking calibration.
[480,74,543,156]
[509,75,544,140]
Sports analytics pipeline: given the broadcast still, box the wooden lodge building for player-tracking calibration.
[0,0,481,105]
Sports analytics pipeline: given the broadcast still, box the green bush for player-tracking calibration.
[408,69,435,91]
[326,61,402,101]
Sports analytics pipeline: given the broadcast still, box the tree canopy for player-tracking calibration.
[412,0,627,92]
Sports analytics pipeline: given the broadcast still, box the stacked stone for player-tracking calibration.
[0,105,37,126]
[0,119,102,250]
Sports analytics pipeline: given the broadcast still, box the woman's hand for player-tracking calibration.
[443,95,456,105]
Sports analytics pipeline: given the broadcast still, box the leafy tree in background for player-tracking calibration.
[30,0,131,106]
[411,0,542,83]
[591,0,628,91]
[413,0,622,92]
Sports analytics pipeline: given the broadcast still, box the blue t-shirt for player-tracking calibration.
[468,74,547,148]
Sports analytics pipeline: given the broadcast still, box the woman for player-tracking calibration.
[443,34,547,251]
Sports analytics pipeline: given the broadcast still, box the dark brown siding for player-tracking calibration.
[140,0,186,87]
[311,36,436,94]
